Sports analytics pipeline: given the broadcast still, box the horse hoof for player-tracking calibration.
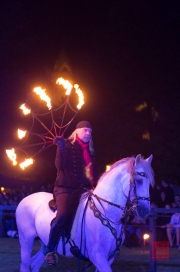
[44,252,58,266]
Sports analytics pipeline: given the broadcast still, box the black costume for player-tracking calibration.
[44,122,99,264]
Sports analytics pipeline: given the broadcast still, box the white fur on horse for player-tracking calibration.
[70,193,89,240]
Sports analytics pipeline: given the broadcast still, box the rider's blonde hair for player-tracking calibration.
[68,129,94,154]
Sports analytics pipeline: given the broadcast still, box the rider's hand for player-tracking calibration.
[53,135,65,148]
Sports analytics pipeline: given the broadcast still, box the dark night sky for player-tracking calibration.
[0,0,180,185]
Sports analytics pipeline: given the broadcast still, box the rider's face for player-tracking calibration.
[76,128,92,143]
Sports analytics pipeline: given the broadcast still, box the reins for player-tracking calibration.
[87,190,127,211]
[86,170,151,261]
[70,167,151,270]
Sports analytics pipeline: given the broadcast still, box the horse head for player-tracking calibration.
[130,154,154,218]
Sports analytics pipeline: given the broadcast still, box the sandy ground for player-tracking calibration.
[0,238,180,272]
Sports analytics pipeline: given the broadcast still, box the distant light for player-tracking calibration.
[1,187,5,195]
[142,132,150,140]
[151,107,158,121]
[135,102,147,112]
[143,234,149,240]
[106,165,111,172]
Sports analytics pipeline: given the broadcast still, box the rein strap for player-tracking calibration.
[88,190,126,211]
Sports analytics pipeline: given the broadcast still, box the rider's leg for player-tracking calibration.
[44,188,73,265]
[43,221,63,255]
[63,188,83,239]
[44,187,83,265]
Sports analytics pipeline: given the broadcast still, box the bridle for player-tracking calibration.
[86,170,150,260]
[88,170,150,214]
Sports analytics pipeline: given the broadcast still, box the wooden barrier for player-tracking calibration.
[0,206,17,237]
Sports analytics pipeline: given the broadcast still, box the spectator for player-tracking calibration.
[0,192,4,205]
[161,179,174,205]
[125,215,148,247]
[158,204,172,241]
[40,184,47,192]
[21,185,29,197]
[158,191,168,208]
[150,184,161,204]
[28,185,36,195]
[166,212,180,248]
[46,183,53,193]
[174,195,180,207]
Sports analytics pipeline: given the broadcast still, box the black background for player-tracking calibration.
[0,0,180,185]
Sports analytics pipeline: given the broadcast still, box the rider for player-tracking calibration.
[44,121,100,265]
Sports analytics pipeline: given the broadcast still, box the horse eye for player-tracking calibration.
[136,179,143,184]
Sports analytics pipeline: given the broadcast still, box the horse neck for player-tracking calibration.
[94,167,130,220]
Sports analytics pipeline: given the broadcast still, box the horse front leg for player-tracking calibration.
[93,255,113,272]
[30,240,45,272]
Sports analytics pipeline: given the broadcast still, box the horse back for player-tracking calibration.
[16,192,54,240]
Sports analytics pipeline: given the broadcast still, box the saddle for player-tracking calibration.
[49,199,57,212]
[48,195,90,261]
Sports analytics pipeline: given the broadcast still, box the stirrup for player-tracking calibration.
[44,252,58,266]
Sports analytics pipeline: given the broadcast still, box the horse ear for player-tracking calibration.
[135,154,142,166]
[146,154,153,165]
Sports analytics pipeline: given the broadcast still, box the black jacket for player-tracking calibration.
[55,139,99,189]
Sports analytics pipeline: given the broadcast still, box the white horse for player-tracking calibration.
[16,154,154,272]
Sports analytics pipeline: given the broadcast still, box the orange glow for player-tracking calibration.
[56,78,84,109]
[74,84,84,109]
[18,129,27,139]
[19,158,33,170]
[33,87,52,110]
[142,132,150,140]
[56,77,73,95]
[151,107,158,121]
[135,102,147,112]
[19,104,31,115]
[6,148,17,166]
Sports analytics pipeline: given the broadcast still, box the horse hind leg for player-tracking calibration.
[17,219,37,272]
[19,232,35,272]
[30,240,45,272]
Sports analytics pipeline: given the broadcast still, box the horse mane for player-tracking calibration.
[98,157,134,183]
[98,156,154,186]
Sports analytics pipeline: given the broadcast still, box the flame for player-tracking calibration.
[18,129,27,139]
[33,87,52,110]
[1,187,5,193]
[56,78,84,109]
[56,77,73,95]
[6,148,17,165]
[74,84,84,109]
[19,104,31,115]
[19,158,33,170]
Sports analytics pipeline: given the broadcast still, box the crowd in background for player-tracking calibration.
[123,179,180,248]
[0,183,54,206]
[1,179,180,247]
[0,183,54,238]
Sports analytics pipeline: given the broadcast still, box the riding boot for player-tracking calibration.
[44,222,62,266]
